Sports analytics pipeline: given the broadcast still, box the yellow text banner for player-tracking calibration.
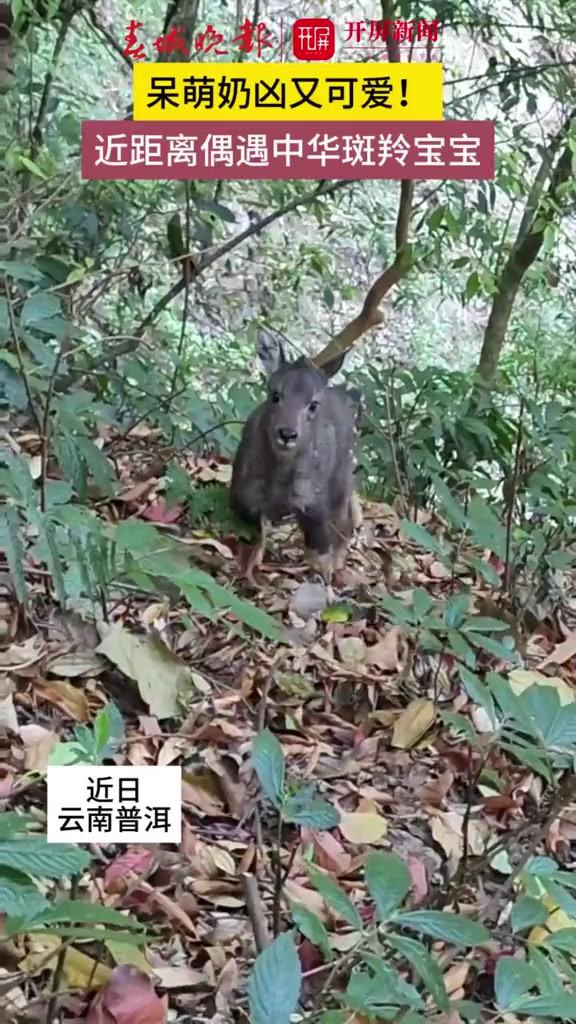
[133,62,443,122]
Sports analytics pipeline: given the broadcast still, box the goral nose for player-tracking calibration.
[277,427,298,444]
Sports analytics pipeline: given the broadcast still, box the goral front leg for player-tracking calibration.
[297,510,333,586]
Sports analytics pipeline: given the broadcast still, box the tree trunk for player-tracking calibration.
[476,110,576,385]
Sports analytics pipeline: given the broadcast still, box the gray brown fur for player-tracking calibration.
[230,335,362,575]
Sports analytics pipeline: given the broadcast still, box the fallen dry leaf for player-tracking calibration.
[87,965,168,1024]
[509,668,575,706]
[20,724,58,771]
[538,631,576,669]
[151,966,205,989]
[19,934,111,990]
[392,699,436,750]
[46,650,106,678]
[337,636,367,668]
[364,627,404,670]
[339,810,388,845]
[34,679,90,721]
[96,623,193,719]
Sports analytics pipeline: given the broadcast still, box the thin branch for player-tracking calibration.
[477,107,576,383]
[241,872,271,953]
[31,8,75,151]
[313,0,414,370]
[4,280,42,433]
[129,180,356,346]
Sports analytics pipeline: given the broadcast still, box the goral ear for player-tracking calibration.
[255,326,287,378]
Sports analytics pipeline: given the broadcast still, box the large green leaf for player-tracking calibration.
[0,840,90,878]
[21,291,61,324]
[494,956,534,1010]
[396,911,490,947]
[511,895,548,934]
[365,852,411,920]
[307,865,363,930]
[389,933,450,1011]
[0,867,49,918]
[251,729,285,808]
[248,931,302,1024]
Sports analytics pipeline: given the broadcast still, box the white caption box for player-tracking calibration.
[47,766,182,844]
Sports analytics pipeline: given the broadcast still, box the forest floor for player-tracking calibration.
[3,423,576,1023]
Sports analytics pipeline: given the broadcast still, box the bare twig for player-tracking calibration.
[131,180,356,345]
[313,1,415,370]
[4,280,42,433]
[503,398,525,596]
[241,872,271,953]
[45,875,80,1023]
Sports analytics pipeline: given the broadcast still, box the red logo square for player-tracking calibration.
[292,18,335,61]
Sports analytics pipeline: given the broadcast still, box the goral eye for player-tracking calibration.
[271,390,280,403]
[309,400,319,413]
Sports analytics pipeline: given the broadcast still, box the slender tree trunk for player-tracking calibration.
[476,110,576,385]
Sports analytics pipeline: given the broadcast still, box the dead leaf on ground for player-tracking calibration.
[509,668,575,705]
[364,626,405,670]
[538,631,576,669]
[337,636,367,669]
[104,849,156,892]
[300,828,352,875]
[0,677,17,731]
[87,965,168,1024]
[46,650,106,678]
[96,623,193,719]
[182,772,226,816]
[34,679,90,721]
[152,966,205,989]
[19,934,111,990]
[19,724,58,771]
[392,699,436,750]
[431,811,488,877]
[339,810,388,845]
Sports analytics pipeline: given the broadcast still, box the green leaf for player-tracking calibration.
[432,475,466,528]
[0,867,49,918]
[494,956,534,1009]
[166,212,185,258]
[346,961,423,1015]
[444,593,471,630]
[0,505,28,605]
[27,900,146,930]
[400,520,444,558]
[465,271,480,300]
[511,895,548,933]
[0,840,90,878]
[0,260,43,282]
[283,793,340,830]
[543,929,576,954]
[252,729,285,808]
[396,911,490,947]
[528,945,564,995]
[388,933,450,1011]
[21,291,61,325]
[248,931,302,1024]
[24,925,148,945]
[514,993,576,1017]
[364,954,424,1008]
[290,901,331,959]
[461,617,512,633]
[18,154,48,179]
[307,865,363,930]
[365,852,411,920]
[470,632,518,664]
[460,668,496,722]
